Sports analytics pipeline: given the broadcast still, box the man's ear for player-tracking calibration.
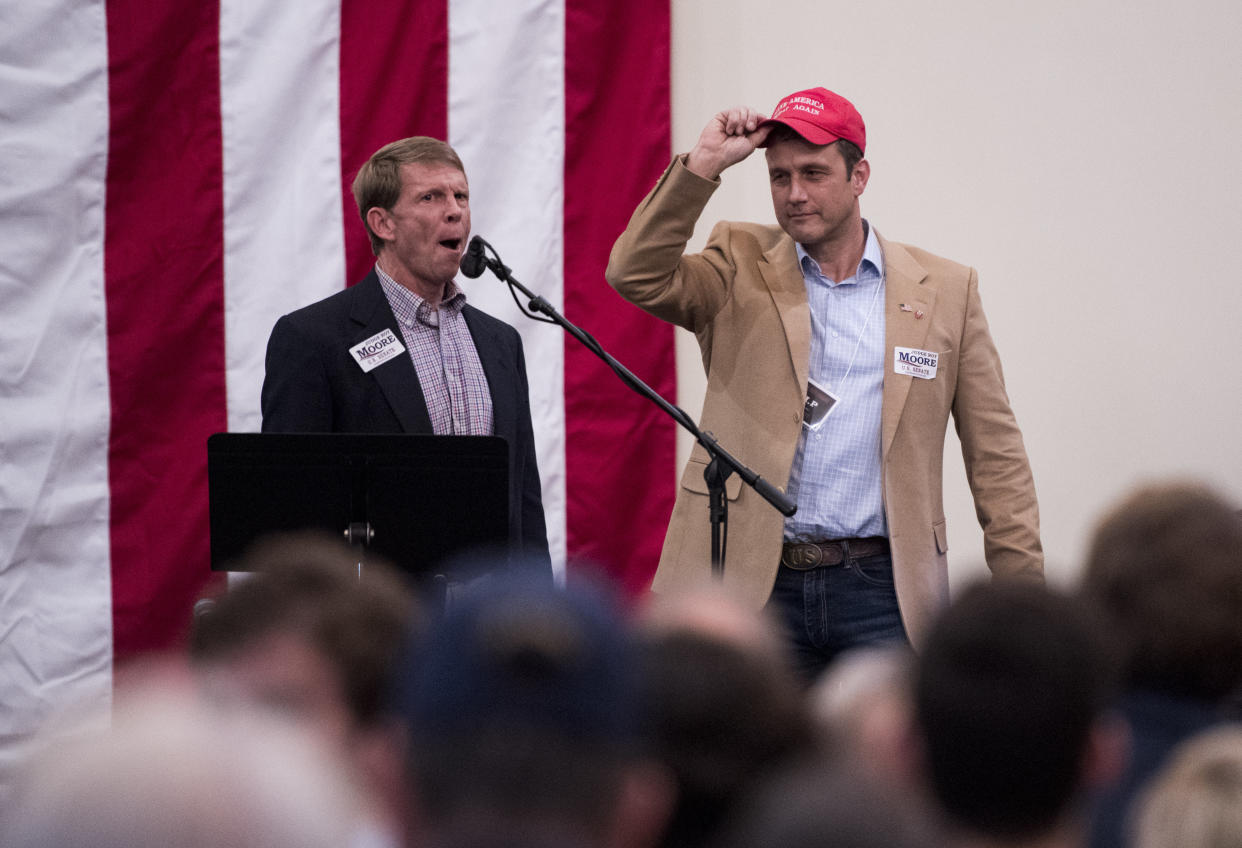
[367,207,394,243]
[852,159,871,197]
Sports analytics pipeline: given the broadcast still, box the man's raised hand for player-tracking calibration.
[685,106,772,181]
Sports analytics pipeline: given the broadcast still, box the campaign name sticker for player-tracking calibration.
[350,329,405,373]
[893,346,939,380]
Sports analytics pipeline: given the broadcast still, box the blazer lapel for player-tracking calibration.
[349,271,433,434]
[879,235,936,458]
[759,237,811,395]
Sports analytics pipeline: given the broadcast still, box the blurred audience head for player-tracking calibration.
[640,583,787,657]
[711,759,941,848]
[190,531,421,740]
[1081,480,1242,703]
[1131,726,1242,848]
[2,687,358,848]
[914,581,1123,842]
[394,575,671,848]
[637,586,808,848]
[809,644,918,792]
[188,532,421,839]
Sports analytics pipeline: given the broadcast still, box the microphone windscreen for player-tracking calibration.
[459,235,488,278]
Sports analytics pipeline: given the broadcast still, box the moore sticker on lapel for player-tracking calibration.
[893,346,939,380]
[349,328,406,373]
[803,378,839,430]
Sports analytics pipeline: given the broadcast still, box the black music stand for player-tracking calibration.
[206,433,509,590]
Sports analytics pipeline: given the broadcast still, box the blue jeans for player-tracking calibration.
[765,553,910,682]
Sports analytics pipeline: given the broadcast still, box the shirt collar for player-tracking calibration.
[795,220,884,286]
[376,264,467,326]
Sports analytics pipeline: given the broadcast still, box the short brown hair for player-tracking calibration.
[351,136,466,255]
[1082,481,1242,701]
[764,125,864,178]
[915,582,1117,839]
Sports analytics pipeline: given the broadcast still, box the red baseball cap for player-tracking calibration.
[757,87,866,153]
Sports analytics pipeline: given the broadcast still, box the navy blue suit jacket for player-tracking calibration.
[260,270,551,573]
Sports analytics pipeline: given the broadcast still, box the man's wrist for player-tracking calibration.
[684,148,725,181]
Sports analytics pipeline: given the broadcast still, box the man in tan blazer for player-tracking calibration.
[606,87,1041,677]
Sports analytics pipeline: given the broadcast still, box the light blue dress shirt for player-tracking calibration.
[783,222,888,541]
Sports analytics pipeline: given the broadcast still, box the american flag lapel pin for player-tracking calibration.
[899,303,913,313]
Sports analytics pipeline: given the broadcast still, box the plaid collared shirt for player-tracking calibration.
[376,265,493,436]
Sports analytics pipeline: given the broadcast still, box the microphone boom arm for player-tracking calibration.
[463,236,796,576]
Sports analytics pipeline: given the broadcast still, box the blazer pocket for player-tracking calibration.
[680,457,743,501]
[933,519,949,554]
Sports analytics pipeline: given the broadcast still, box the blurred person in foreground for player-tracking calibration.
[393,575,673,848]
[637,586,810,848]
[1079,481,1242,848]
[915,582,1125,848]
[1,686,358,848]
[1130,726,1242,848]
[190,532,422,847]
[808,643,921,795]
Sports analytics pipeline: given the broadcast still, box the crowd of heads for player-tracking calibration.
[4,477,1241,848]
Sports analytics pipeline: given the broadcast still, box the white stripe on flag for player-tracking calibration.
[448,0,568,574]
[0,0,114,785]
[220,0,347,432]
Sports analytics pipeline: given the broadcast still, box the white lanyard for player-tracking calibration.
[809,273,883,392]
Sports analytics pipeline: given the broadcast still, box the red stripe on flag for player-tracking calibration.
[339,1,451,287]
[564,0,674,595]
[105,0,227,657]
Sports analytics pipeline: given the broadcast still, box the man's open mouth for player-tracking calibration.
[439,238,462,250]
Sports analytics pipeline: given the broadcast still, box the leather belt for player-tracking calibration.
[780,537,890,570]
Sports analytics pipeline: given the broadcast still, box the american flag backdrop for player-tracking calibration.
[1,0,673,780]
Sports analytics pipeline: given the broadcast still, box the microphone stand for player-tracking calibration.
[464,237,796,578]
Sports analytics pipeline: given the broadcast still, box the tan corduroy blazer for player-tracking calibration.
[606,156,1043,646]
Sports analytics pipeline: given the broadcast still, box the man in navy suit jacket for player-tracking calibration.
[261,137,550,574]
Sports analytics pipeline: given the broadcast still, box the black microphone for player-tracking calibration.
[459,235,488,278]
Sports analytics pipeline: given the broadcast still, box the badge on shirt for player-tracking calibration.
[803,378,839,430]
[893,346,939,380]
[349,329,405,373]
